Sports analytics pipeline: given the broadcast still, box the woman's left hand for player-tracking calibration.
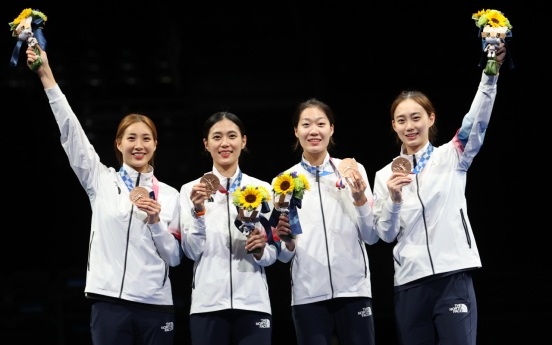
[496,42,506,64]
[245,228,266,260]
[136,198,161,224]
[346,169,368,206]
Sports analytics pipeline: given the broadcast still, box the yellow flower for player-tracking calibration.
[274,174,295,195]
[257,186,272,201]
[486,10,507,28]
[472,9,487,19]
[298,174,310,191]
[239,186,262,210]
[13,8,32,25]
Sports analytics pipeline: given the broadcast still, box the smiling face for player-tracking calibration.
[116,122,157,173]
[392,98,435,155]
[294,106,334,157]
[203,118,247,174]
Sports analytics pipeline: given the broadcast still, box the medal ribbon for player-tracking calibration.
[411,143,434,175]
[301,157,345,189]
[118,167,159,200]
[217,169,243,195]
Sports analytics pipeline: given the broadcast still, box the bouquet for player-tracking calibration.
[270,171,310,240]
[233,185,272,254]
[9,8,48,70]
[472,9,512,75]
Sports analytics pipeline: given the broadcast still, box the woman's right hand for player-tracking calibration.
[276,214,295,250]
[387,172,412,204]
[190,183,209,212]
[26,45,56,88]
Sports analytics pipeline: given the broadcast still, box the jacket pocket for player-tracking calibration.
[358,240,368,278]
[191,253,202,289]
[460,209,472,248]
[87,232,95,271]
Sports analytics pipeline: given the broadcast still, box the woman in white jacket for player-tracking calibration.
[27,47,182,345]
[372,45,506,345]
[180,112,278,345]
[276,99,378,345]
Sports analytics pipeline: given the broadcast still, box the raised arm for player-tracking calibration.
[148,189,183,267]
[180,182,208,261]
[350,164,379,245]
[373,170,406,243]
[455,44,504,170]
[27,46,106,198]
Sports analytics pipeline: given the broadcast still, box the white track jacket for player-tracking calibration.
[278,156,379,306]
[47,85,182,305]
[373,72,498,286]
[180,167,277,315]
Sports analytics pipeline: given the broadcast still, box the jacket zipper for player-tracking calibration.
[87,231,95,271]
[191,253,203,289]
[260,266,268,290]
[119,172,140,298]
[226,179,234,309]
[460,209,472,248]
[317,170,334,298]
[162,262,168,287]
[413,156,435,275]
[358,240,367,278]
[290,254,295,286]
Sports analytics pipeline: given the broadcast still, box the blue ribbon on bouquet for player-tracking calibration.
[268,197,303,237]
[10,16,48,67]
[234,201,281,254]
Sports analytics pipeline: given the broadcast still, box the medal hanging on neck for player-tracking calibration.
[301,158,344,189]
[391,143,434,175]
[216,169,243,195]
[119,167,158,205]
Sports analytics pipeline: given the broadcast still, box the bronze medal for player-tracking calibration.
[338,158,358,178]
[129,186,149,205]
[391,157,412,175]
[200,173,221,195]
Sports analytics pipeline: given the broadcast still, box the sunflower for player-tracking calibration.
[257,186,272,201]
[239,186,263,210]
[298,174,310,191]
[472,9,488,19]
[274,173,295,195]
[13,8,32,25]
[485,10,507,28]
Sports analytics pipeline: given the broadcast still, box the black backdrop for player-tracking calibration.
[1,1,544,344]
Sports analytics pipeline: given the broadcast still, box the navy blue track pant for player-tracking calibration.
[90,301,174,345]
[190,309,272,345]
[292,297,375,345]
[395,272,477,345]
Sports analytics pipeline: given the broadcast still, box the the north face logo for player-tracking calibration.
[358,307,372,317]
[256,319,271,328]
[161,322,174,332]
[449,304,468,313]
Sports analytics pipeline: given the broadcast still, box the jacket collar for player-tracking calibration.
[212,165,241,188]
[122,163,154,188]
[399,141,431,164]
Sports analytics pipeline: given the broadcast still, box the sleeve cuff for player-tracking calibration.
[253,246,271,265]
[45,84,63,102]
[385,199,402,213]
[355,202,372,218]
[481,71,498,86]
[147,221,165,235]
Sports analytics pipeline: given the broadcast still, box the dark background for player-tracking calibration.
[1,1,544,344]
